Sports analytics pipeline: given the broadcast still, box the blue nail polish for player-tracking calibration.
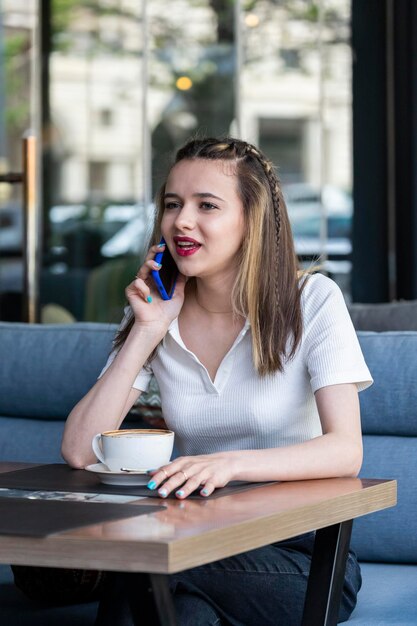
[157,243,165,248]
[201,488,209,496]
[154,262,162,268]
[146,295,152,303]
[176,490,184,497]
[147,480,157,490]
[159,489,167,498]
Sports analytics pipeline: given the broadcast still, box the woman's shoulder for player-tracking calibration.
[299,272,346,320]
[299,271,341,298]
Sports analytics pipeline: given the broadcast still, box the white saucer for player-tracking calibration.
[85,463,149,486]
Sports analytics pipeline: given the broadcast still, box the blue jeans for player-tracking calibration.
[169,532,361,626]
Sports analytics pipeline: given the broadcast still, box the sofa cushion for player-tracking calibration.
[0,323,117,420]
[349,562,417,624]
[349,300,417,331]
[0,415,148,464]
[352,435,417,563]
[357,332,417,435]
[0,418,66,463]
[0,322,163,422]
[351,332,417,563]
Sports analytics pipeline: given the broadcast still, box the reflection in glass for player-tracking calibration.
[41,1,147,323]
[0,0,37,320]
[240,0,352,294]
[149,0,236,194]
[1,0,355,324]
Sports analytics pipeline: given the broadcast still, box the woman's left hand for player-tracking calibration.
[147,453,239,499]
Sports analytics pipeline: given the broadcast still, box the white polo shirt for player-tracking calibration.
[101,274,373,457]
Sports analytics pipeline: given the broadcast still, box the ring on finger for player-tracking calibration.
[180,470,188,482]
[161,468,169,480]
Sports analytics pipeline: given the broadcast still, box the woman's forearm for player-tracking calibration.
[231,433,363,483]
[61,323,165,468]
[146,431,362,501]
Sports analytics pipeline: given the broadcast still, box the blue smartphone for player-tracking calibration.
[151,238,178,300]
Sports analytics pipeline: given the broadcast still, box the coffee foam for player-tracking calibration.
[101,429,172,437]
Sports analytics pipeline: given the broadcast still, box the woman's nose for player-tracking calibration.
[174,205,195,230]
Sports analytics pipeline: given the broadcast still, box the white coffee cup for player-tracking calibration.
[91,429,174,472]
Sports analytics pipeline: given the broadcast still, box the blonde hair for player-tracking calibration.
[115,137,306,375]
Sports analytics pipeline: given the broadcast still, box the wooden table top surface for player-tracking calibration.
[0,463,396,574]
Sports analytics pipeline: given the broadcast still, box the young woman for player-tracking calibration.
[62,137,372,625]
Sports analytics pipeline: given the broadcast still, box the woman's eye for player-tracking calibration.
[164,202,180,210]
[200,202,217,210]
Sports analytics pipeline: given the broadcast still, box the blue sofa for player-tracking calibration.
[349,331,417,624]
[0,321,414,624]
[0,323,118,465]
[0,322,141,625]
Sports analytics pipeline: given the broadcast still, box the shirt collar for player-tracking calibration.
[165,316,251,347]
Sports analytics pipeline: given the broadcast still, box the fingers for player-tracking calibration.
[145,242,166,264]
[161,473,201,500]
[199,481,215,497]
[147,462,222,499]
[125,276,152,304]
[147,465,195,498]
[136,243,165,280]
[136,259,163,281]
[126,243,165,304]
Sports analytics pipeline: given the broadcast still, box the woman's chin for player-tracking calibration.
[179,267,197,278]
[175,261,199,278]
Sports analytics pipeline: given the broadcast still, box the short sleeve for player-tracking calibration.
[97,306,154,393]
[301,274,373,393]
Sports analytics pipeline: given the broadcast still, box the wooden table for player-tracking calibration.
[0,463,396,626]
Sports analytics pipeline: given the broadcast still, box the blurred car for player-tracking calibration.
[283,183,353,278]
[100,204,155,258]
[284,183,352,216]
[0,204,23,255]
[50,204,86,224]
[47,202,154,261]
[290,209,352,274]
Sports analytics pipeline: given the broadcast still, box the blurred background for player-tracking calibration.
[0,0,416,323]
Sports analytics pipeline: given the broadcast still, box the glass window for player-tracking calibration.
[0,0,37,321]
[39,0,238,323]
[1,0,354,322]
[40,0,147,323]
[149,0,235,195]
[240,0,353,295]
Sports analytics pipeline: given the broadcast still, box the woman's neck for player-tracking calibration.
[192,276,235,315]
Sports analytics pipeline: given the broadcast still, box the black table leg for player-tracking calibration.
[150,574,178,625]
[301,520,353,626]
[94,572,177,626]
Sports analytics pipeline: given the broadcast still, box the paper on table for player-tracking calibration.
[0,488,142,504]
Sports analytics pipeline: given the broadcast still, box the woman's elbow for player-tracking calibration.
[61,442,87,469]
[61,428,92,469]
[343,442,363,477]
